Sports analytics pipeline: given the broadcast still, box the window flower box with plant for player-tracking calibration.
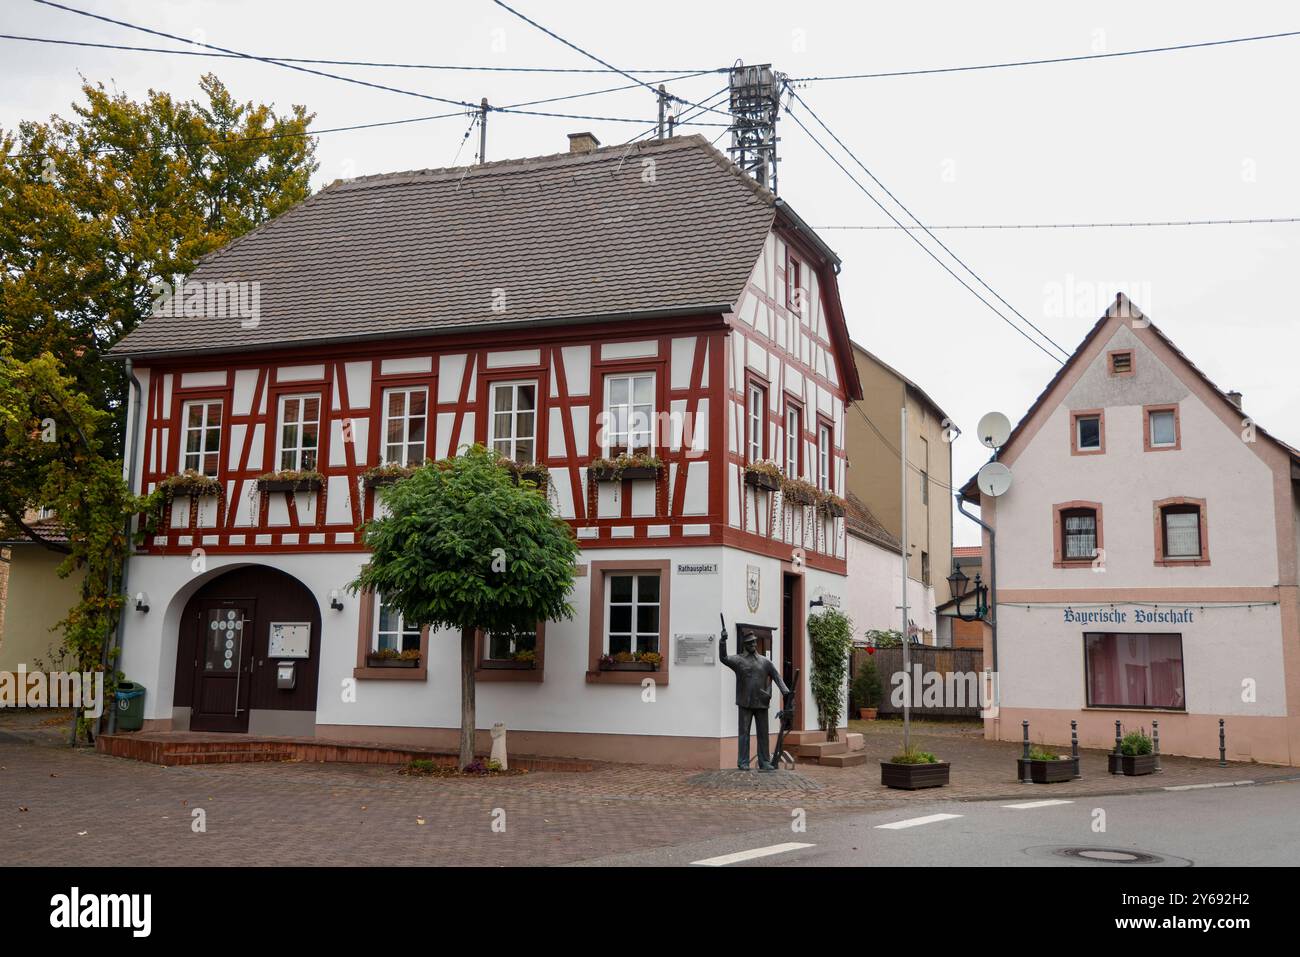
[366,648,422,669]
[256,469,324,493]
[483,647,538,670]
[1019,746,1075,784]
[156,469,224,502]
[817,492,846,519]
[881,748,950,790]
[743,460,783,492]
[781,477,820,507]
[362,463,417,488]
[598,651,662,672]
[499,459,551,490]
[1109,729,1157,776]
[588,453,663,482]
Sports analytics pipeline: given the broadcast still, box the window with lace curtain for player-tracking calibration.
[1061,508,1097,561]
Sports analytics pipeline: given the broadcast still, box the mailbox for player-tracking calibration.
[276,661,296,691]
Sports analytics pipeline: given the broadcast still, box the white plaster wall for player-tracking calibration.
[998,603,1286,717]
[844,533,937,643]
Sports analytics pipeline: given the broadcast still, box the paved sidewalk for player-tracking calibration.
[2,711,1293,866]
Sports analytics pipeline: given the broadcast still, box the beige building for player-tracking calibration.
[0,519,82,673]
[845,342,956,642]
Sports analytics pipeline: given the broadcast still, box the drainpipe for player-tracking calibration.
[955,492,997,676]
[106,358,144,734]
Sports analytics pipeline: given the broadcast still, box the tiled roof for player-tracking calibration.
[0,517,69,546]
[109,135,778,359]
[844,492,901,552]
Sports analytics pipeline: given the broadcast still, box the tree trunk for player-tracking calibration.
[459,627,476,768]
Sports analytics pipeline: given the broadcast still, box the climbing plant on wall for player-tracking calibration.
[807,607,854,741]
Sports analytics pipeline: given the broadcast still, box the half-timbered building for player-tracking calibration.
[108,133,863,767]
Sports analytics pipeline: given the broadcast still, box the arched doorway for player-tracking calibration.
[173,566,322,733]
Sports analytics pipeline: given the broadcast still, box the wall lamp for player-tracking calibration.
[134,591,150,614]
[329,589,345,612]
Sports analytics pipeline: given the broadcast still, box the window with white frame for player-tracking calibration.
[784,404,801,478]
[817,423,832,491]
[1149,409,1178,448]
[181,399,222,477]
[490,381,537,463]
[374,596,421,653]
[1160,505,1202,560]
[276,394,321,471]
[485,625,537,661]
[605,573,660,655]
[746,381,766,462]
[604,373,655,454]
[382,387,427,466]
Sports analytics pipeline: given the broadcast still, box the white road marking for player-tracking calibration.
[691,842,815,866]
[875,813,963,830]
[1001,799,1074,809]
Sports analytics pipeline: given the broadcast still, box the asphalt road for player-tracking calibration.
[574,778,1300,867]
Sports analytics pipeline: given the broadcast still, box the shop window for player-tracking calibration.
[1084,633,1185,709]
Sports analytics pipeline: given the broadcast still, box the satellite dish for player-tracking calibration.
[977,411,1012,449]
[977,461,1013,498]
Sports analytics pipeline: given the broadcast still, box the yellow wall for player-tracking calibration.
[0,546,84,671]
[846,346,955,602]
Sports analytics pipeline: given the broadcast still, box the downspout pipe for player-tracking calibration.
[955,492,997,676]
[106,358,143,734]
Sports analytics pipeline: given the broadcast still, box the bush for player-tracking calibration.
[1120,729,1153,756]
[891,748,939,765]
[849,658,882,712]
[865,628,902,648]
[807,608,854,741]
[1028,747,1059,761]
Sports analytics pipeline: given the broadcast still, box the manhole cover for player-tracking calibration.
[1055,846,1161,864]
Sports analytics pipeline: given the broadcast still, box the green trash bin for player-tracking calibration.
[115,681,146,732]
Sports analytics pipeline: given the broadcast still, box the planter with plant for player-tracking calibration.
[256,469,324,493]
[366,648,422,669]
[598,650,662,672]
[1019,746,1075,783]
[1109,729,1157,776]
[808,607,854,741]
[362,463,416,488]
[743,460,783,492]
[588,453,664,482]
[156,469,224,502]
[850,657,882,719]
[881,748,951,789]
[781,477,820,506]
[817,492,847,519]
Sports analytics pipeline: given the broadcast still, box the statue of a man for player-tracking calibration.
[720,628,791,771]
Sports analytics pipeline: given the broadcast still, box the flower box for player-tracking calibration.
[365,472,410,488]
[479,658,536,670]
[880,760,950,790]
[858,707,878,720]
[1109,753,1157,776]
[590,465,660,482]
[819,499,846,519]
[782,481,820,506]
[1019,757,1075,784]
[743,469,782,492]
[599,661,658,672]
[258,477,322,493]
[366,655,420,669]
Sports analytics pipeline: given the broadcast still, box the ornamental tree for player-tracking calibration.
[807,607,854,741]
[351,445,580,768]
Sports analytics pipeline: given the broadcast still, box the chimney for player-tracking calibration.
[1226,390,1243,410]
[567,132,600,154]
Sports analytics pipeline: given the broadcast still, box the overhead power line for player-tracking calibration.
[784,87,1071,362]
[817,217,1300,231]
[790,28,1300,81]
[0,32,724,74]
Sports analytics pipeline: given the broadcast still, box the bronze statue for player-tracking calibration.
[720,615,791,771]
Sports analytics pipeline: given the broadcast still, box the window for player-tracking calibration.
[374,596,421,653]
[1085,633,1185,709]
[606,573,660,655]
[786,256,803,314]
[1145,405,1180,451]
[1157,499,1207,563]
[784,404,801,478]
[920,470,929,506]
[1071,410,1104,454]
[485,626,537,661]
[921,550,931,586]
[1109,350,1134,376]
[276,394,320,471]
[181,400,222,476]
[746,381,766,462]
[490,381,537,462]
[382,387,427,466]
[604,373,655,454]
[1055,504,1100,565]
[817,423,832,491]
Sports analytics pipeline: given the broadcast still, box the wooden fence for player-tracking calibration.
[851,646,986,718]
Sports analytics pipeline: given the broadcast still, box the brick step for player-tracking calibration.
[783,730,827,747]
[819,751,868,768]
[845,732,865,752]
[795,740,847,758]
[162,749,292,766]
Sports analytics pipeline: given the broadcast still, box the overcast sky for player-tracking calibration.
[4,1,1298,545]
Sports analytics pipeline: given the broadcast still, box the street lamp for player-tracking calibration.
[946,566,988,622]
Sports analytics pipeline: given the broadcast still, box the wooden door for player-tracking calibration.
[190,598,256,732]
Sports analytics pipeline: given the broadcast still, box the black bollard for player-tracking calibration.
[1021,720,1032,783]
[1110,719,1123,774]
[1219,718,1227,767]
[1114,719,1122,753]
[1152,720,1161,773]
[1071,720,1081,778]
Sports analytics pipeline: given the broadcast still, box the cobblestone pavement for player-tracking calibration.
[2,712,1293,866]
